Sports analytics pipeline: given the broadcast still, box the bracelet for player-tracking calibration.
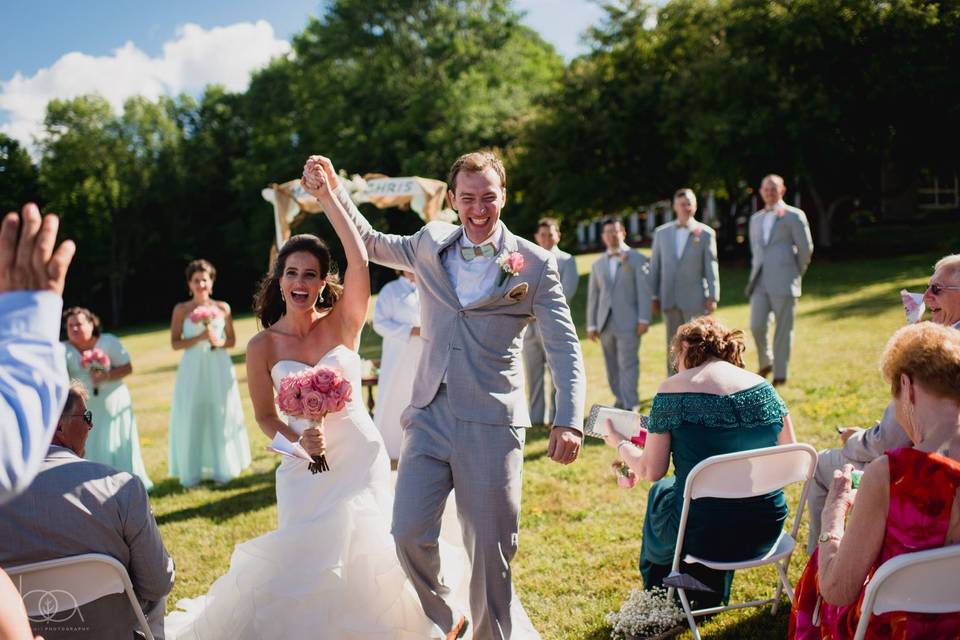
[818,531,843,544]
[617,441,634,453]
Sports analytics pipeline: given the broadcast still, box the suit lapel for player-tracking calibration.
[434,225,464,307]
[764,209,784,246]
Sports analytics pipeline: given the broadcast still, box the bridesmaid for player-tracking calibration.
[168,259,251,487]
[63,307,153,490]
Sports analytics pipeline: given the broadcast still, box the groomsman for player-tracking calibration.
[746,175,813,386]
[649,188,720,374]
[587,218,652,410]
[522,218,579,424]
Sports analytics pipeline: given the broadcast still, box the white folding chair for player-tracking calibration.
[665,443,817,640]
[852,544,960,640]
[5,552,154,640]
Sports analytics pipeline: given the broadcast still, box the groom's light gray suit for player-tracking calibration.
[648,222,720,374]
[522,246,579,425]
[335,186,585,639]
[746,202,813,380]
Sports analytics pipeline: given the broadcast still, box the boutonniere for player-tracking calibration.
[691,225,703,243]
[776,206,787,218]
[496,251,525,286]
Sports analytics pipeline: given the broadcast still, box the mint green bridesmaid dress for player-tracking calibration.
[168,314,251,487]
[64,334,153,490]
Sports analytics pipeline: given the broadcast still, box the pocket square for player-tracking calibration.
[505,282,529,301]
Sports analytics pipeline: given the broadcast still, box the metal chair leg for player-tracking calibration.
[676,588,702,640]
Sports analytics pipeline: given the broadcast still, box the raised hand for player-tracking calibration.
[0,203,76,295]
[302,155,340,202]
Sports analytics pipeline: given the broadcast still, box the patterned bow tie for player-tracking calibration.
[460,243,496,260]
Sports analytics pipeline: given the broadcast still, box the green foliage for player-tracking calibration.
[0,134,39,212]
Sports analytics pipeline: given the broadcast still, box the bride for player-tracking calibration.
[165,160,465,639]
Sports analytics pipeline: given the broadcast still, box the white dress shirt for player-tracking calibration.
[0,291,69,504]
[606,242,631,282]
[761,200,785,244]
[443,223,505,307]
[674,223,692,259]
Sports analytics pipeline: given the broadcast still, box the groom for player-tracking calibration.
[304,152,586,639]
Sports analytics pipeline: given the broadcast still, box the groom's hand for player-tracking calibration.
[547,427,581,465]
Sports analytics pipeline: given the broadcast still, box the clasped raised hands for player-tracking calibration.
[302,155,341,202]
[0,203,75,296]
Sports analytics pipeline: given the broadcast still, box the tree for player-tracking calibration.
[0,134,40,213]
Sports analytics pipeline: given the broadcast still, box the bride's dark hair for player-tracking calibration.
[253,234,344,328]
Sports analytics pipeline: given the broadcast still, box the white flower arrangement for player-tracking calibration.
[605,587,685,640]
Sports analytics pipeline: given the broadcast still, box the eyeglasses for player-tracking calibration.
[69,410,93,426]
[927,283,960,296]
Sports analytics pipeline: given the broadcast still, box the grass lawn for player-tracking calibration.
[118,247,941,639]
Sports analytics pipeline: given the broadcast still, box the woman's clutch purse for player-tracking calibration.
[584,404,648,440]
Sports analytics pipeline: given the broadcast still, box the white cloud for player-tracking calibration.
[0,20,290,151]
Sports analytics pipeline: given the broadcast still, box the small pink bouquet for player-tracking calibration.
[496,251,525,285]
[80,348,110,396]
[275,365,353,474]
[189,305,221,326]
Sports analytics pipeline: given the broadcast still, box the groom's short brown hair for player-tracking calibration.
[447,151,506,194]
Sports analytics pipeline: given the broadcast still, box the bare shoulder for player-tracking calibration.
[245,329,272,361]
[214,299,232,314]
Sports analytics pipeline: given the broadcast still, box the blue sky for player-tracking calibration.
[0,0,606,147]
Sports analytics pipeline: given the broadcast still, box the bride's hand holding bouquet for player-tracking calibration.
[276,365,353,474]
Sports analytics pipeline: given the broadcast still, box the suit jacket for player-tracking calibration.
[335,186,586,430]
[526,246,578,342]
[587,249,653,334]
[0,446,174,640]
[745,203,814,297]
[648,222,719,313]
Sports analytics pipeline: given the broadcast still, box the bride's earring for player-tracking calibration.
[279,285,285,303]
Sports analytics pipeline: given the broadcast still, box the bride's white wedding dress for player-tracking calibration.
[165,345,465,639]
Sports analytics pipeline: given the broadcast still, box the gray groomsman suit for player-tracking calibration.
[0,446,175,640]
[805,318,960,553]
[522,246,579,424]
[746,202,813,380]
[334,186,586,639]
[587,248,653,410]
[648,221,720,374]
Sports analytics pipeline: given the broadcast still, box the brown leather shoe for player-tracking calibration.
[773,378,787,387]
[446,616,468,640]
[758,365,772,378]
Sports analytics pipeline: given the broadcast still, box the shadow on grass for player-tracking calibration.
[149,468,276,502]
[157,485,277,526]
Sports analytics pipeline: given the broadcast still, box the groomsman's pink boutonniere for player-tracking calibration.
[691,224,703,243]
[776,206,787,218]
[497,251,525,286]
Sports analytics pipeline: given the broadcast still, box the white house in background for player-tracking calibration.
[575,191,718,251]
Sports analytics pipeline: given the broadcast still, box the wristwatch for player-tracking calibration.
[818,531,843,544]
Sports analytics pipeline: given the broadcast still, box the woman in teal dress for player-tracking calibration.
[604,316,796,608]
[168,259,251,487]
[63,307,153,490]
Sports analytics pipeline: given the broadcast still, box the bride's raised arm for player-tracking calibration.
[302,155,370,345]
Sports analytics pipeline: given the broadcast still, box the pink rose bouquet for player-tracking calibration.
[189,305,221,326]
[275,365,353,474]
[80,348,110,396]
[496,251,525,286]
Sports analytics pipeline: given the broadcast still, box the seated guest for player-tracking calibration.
[806,253,960,552]
[0,381,175,640]
[790,323,960,639]
[604,316,796,607]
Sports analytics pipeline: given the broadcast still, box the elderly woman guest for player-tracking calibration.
[604,316,796,607]
[790,323,960,638]
[167,259,251,487]
[63,306,152,490]
[371,270,421,461]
